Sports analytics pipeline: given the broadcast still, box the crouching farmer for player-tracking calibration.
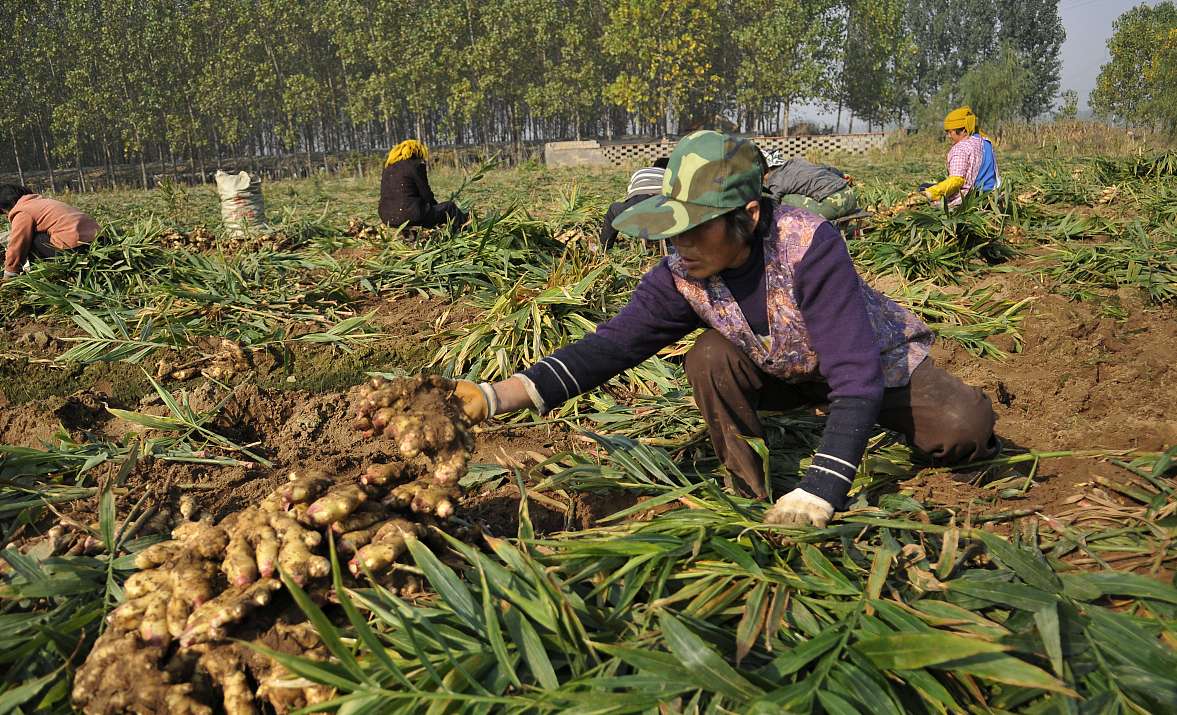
[1,184,97,279]
[447,131,1000,526]
[761,150,859,220]
[920,106,1001,206]
[378,140,468,230]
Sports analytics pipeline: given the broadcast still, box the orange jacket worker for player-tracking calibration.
[1,184,97,278]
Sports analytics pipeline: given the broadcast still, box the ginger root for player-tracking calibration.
[348,518,425,575]
[180,578,281,647]
[302,483,369,526]
[385,480,459,518]
[276,469,334,507]
[349,374,474,517]
[194,645,258,715]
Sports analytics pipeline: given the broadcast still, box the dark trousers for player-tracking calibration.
[685,330,998,497]
[29,232,58,261]
[1,230,58,269]
[380,201,467,230]
[415,201,467,229]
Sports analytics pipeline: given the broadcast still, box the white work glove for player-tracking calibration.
[763,488,835,528]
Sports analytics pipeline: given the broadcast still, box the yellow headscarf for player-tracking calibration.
[385,139,429,167]
[943,107,978,134]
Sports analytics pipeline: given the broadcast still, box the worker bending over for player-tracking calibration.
[447,131,1000,527]
[1,184,97,279]
[599,157,668,250]
[761,150,858,220]
[378,140,468,229]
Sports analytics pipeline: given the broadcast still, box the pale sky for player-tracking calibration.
[1060,0,1162,111]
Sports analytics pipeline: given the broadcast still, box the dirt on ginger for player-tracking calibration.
[73,374,482,714]
[349,374,475,517]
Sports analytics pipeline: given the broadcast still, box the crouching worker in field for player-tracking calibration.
[378,140,468,230]
[599,157,669,250]
[445,131,1000,527]
[920,106,1001,206]
[1,184,97,280]
[761,150,859,220]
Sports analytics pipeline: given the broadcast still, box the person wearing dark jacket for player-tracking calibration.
[445,131,1000,528]
[378,140,467,229]
[599,157,668,250]
[760,150,858,220]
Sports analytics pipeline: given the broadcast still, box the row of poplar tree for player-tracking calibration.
[0,0,1065,187]
[1090,1,1177,133]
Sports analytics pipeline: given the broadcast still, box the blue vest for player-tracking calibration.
[973,134,999,192]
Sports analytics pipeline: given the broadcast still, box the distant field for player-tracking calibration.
[3,147,1176,713]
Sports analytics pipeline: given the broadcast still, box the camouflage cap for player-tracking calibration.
[612,130,763,241]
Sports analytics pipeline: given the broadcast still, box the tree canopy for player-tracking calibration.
[1091,1,1177,131]
[0,0,1068,187]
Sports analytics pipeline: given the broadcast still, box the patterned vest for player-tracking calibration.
[669,207,933,387]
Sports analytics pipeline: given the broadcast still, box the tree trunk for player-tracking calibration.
[10,128,24,185]
[102,137,115,189]
[39,124,56,192]
[184,102,205,182]
[139,152,148,190]
[75,145,86,193]
[304,125,313,174]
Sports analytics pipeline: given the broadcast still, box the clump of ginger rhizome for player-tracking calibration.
[73,375,477,714]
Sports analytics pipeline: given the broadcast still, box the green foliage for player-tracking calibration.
[841,0,914,128]
[260,439,1177,713]
[1040,225,1177,304]
[957,43,1032,130]
[730,0,842,130]
[1091,1,1177,130]
[994,0,1066,121]
[602,0,724,130]
[0,217,374,364]
[904,0,1064,121]
[913,43,1031,133]
[851,193,1015,283]
[1055,90,1079,121]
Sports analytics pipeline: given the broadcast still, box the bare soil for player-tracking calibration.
[2,268,1174,540]
[904,268,1177,515]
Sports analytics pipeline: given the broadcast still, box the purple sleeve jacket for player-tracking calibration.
[521,222,884,509]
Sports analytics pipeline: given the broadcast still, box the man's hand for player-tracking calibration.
[763,488,834,528]
[453,380,493,424]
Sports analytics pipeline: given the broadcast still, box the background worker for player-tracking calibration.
[378,140,468,229]
[761,150,859,220]
[599,157,669,250]
[448,131,1000,528]
[922,106,1001,206]
[1,184,97,279]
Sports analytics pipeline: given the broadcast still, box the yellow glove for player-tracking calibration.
[453,380,496,425]
[925,176,965,202]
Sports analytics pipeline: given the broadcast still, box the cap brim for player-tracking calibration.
[611,194,737,241]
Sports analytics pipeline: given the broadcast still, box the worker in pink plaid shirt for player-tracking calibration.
[921,107,1001,206]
